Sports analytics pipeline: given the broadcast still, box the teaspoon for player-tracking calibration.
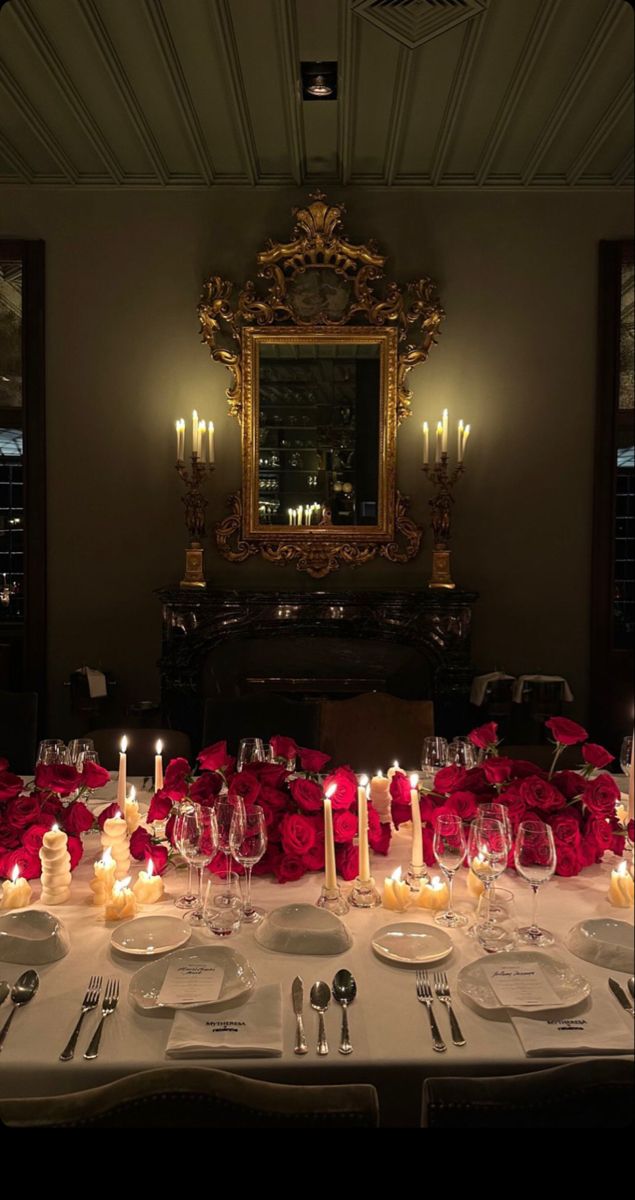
[310,981,331,1056]
[0,970,39,1053]
[332,969,356,1056]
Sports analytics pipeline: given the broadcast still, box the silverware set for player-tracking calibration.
[416,970,466,1053]
[293,970,357,1056]
[59,975,120,1061]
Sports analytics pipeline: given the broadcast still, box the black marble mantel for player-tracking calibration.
[157,586,478,743]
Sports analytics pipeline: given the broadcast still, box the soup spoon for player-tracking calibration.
[0,970,39,1052]
[332,969,356,1056]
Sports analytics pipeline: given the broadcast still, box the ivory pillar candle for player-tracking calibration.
[133,858,164,904]
[154,740,164,793]
[0,865,33,910]
[116,735,128,811]
[357,775,371,881]
[104,876,137,921]
[101,812,131,880]
[323,783,337,890]
[409,773,424,870]
[382,867,411,911]
[39,825,72,904]
[413,874,450,910]
[608,860,634,908]
[370,771,391,823]
[90,847,117,906]
[124,785,142,835]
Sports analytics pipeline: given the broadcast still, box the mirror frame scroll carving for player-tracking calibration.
[198,193,444,578]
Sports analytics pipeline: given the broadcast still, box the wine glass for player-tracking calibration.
[620,735,632,778]
[75,748,100,802]
[468,816,509,942]
[173,799,199,912]
[66,737,95,766]
[230,805,267,924]
[237,738,265,772]
[36,739,67,767]
[514,818,557,946]
[173,804,218,927]
[476,801,514,916]
[420,736,448,788]
[432,812,468,927]
[447,738,476,769]
[213,796,246,906]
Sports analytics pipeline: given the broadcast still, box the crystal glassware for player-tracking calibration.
[420,736,448,789]
[514,818,557,947]
[230,804,267,924]
[173,799,199,912]
[468,816,509,944]
[213,796,246,907]
[476,801,514,917]
[432,812,468,928]
[36,739,67,767]
[446,738,476,769]
[173,804,218,927]
[237,738,265,772]
[66,738,95,766]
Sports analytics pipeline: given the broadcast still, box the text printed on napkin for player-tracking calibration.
[158,961,224,1006]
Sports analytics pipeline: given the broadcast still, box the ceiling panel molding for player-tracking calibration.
[567,76,633,183]
[0,127,33,182]
[614,149,635,185]
[353,0,488,50]
[274,0,306,185]
[0,51,77,179]
[76,0,169,183]
[141,0,215,184]
[475,0,563,185]
[428,9,488,186]
[210,0,258,185]
[383,45,416,185]
[336,0,357,184]
[521,0,625,185]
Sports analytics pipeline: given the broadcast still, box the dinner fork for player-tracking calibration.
[433,971,466,1047]
[83,977,119,1061]
[415,970,446,1053]
[59,975,102,1062]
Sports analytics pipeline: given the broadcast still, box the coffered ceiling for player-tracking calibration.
[0,0,632,189]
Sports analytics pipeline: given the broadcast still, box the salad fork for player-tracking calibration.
[60,974,102,1061]
[83,977,119,1061]
[415,970,446,1053]
[433,971,466,1047]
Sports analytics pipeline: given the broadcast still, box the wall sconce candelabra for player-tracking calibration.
[175,412,215,589]
[421,410,470,590]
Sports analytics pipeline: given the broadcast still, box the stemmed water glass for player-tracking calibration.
[36,739,66,767]
[468,816,509,943]
[213,796,246,906]
[420,737,448,788]
[173,804,218,927]
[477,801,513,917]
[237,739,265,772]
[66,738,95,766]
[432,812,468,927]
[75,748,101,802]
[446,738,476,769]
[230,805,267,924]
[514,818,557,946]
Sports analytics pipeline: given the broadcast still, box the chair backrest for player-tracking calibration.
[202,695,321,755]
[422,1060,634,1129]
[0,689,38,774]
[0,1067,380,1129]
[87,728,192,773]
[319,692,434,771]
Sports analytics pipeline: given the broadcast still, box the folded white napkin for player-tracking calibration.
[511,674,574,704]
[510,990,634,1057]
[470,672,515,707]
[165,984,283,1059]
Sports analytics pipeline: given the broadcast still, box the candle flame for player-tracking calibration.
[128,785,136,803]
[359,774,368,787]
[120,735,128,753]
[147,858,154,878]
[156,739,163,755]
[11,864,20,883]
[52,823,59,832]
[617,860,629,877]
[325,783,337,799]
[115,810,123,821]
[113,876,131,895]
[101,847,113,866]
[391,867,402,883]
[393,760,399,769]
[431,875,444,890]
[377,769,383,778]
[410,773,419,788]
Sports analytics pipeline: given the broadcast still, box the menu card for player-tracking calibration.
[482,961,562,1009]
[158,960,225,1007]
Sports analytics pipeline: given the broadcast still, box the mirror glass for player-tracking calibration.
[257,342,380,528]
[0,259,23,622]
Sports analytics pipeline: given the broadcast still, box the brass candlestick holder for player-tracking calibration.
[422,452,464,589]
[176,454,215,589]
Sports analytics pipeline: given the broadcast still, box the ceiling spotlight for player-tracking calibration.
[301,62,337,102]
[307,75,332,97]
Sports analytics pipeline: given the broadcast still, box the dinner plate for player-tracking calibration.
[458,951,591,1013]
[566,917,634,974]
[111,915,191,957]
[129,945,256,1011]
[371,922,453,966]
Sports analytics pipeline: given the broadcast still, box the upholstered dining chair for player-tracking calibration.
[203,694,321,755]
[0,688,38,774]
[318,692,434,771]
[87,728,192,773]
[421,1060,634,1128]
[0,1068,380,1129]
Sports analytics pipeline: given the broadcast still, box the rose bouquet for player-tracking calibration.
[0,757,111,880]
[144,735,391,884]
[389,717,625,877]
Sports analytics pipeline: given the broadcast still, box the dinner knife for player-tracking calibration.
[292,976,308,1055]
[608,978,634,1017]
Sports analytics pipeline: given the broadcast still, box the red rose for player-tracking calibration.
[280,813,317,857]
[462,767,496,796]
[0,846,41,880]
[545,717,588,746]
[34,763,81,797]
[5,793,42,832]
[584,815,616,852]
[548,810,581,847]
[228,773,261,804]
[79,761,111,791]
[0,757,8,771]
[67,835,84,870]
[275,854,306,883]
[551,770,585,801]
[422,825,437,867]
[583,773,620,817]
[0,770,25,802]
[336,843,358,881]
[483,758,514,786]
[253,845,283,877]
[22,823,50,854]
[40,794,64,822]
[259,802,282,840]
[389,771,411,806]
[302,839,325,872]
[269,735,299,762]
[582,743,614,769]
[63,801,94,836]
[446,790,478,821]
[259,784,289,812]
[468,722,499,750]
[433,765,469,795]
[243,762,289,788]
[290,777,323,814]
[197,741,233,773]
[145,844,169,875]
[130,827,152,861]
[97,801,122,829]
[333,810,358,843]
[520,776,566,813]
[146,791,173,822]
[509,760,547,780]
[323,766,357,810]
[628,819,634,843]
[298,747,331,773]
[554,843,582,877]
[578,835,601,868]
[499,783,527,831]
[162,758,190,801]
[369,822,391,855]
[190,772,222,806]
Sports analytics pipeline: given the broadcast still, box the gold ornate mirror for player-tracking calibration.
[198,194,444,578]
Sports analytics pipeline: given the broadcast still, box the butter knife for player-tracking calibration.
[608,978,634,1017]
[292,977,308,1055]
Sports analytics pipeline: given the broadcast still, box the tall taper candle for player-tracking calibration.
[422,421,429,465]
[154,739,164,793]
[357,774,371,881]
[116,735,127,810]
[442,408,448,453]
[409,773,424,870]
[208,421,215,464]
[323,783,337,890]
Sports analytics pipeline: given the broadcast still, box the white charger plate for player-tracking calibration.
[458,951,590,1013]
[111,915,191,957]
[255,903,352,955]
[566,918,634,974]
[129,945,256,1011]
[371,922,453,965]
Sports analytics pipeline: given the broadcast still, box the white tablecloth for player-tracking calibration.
[0,781,632,1126]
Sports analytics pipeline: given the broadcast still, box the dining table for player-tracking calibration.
[0,778,632,1128]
